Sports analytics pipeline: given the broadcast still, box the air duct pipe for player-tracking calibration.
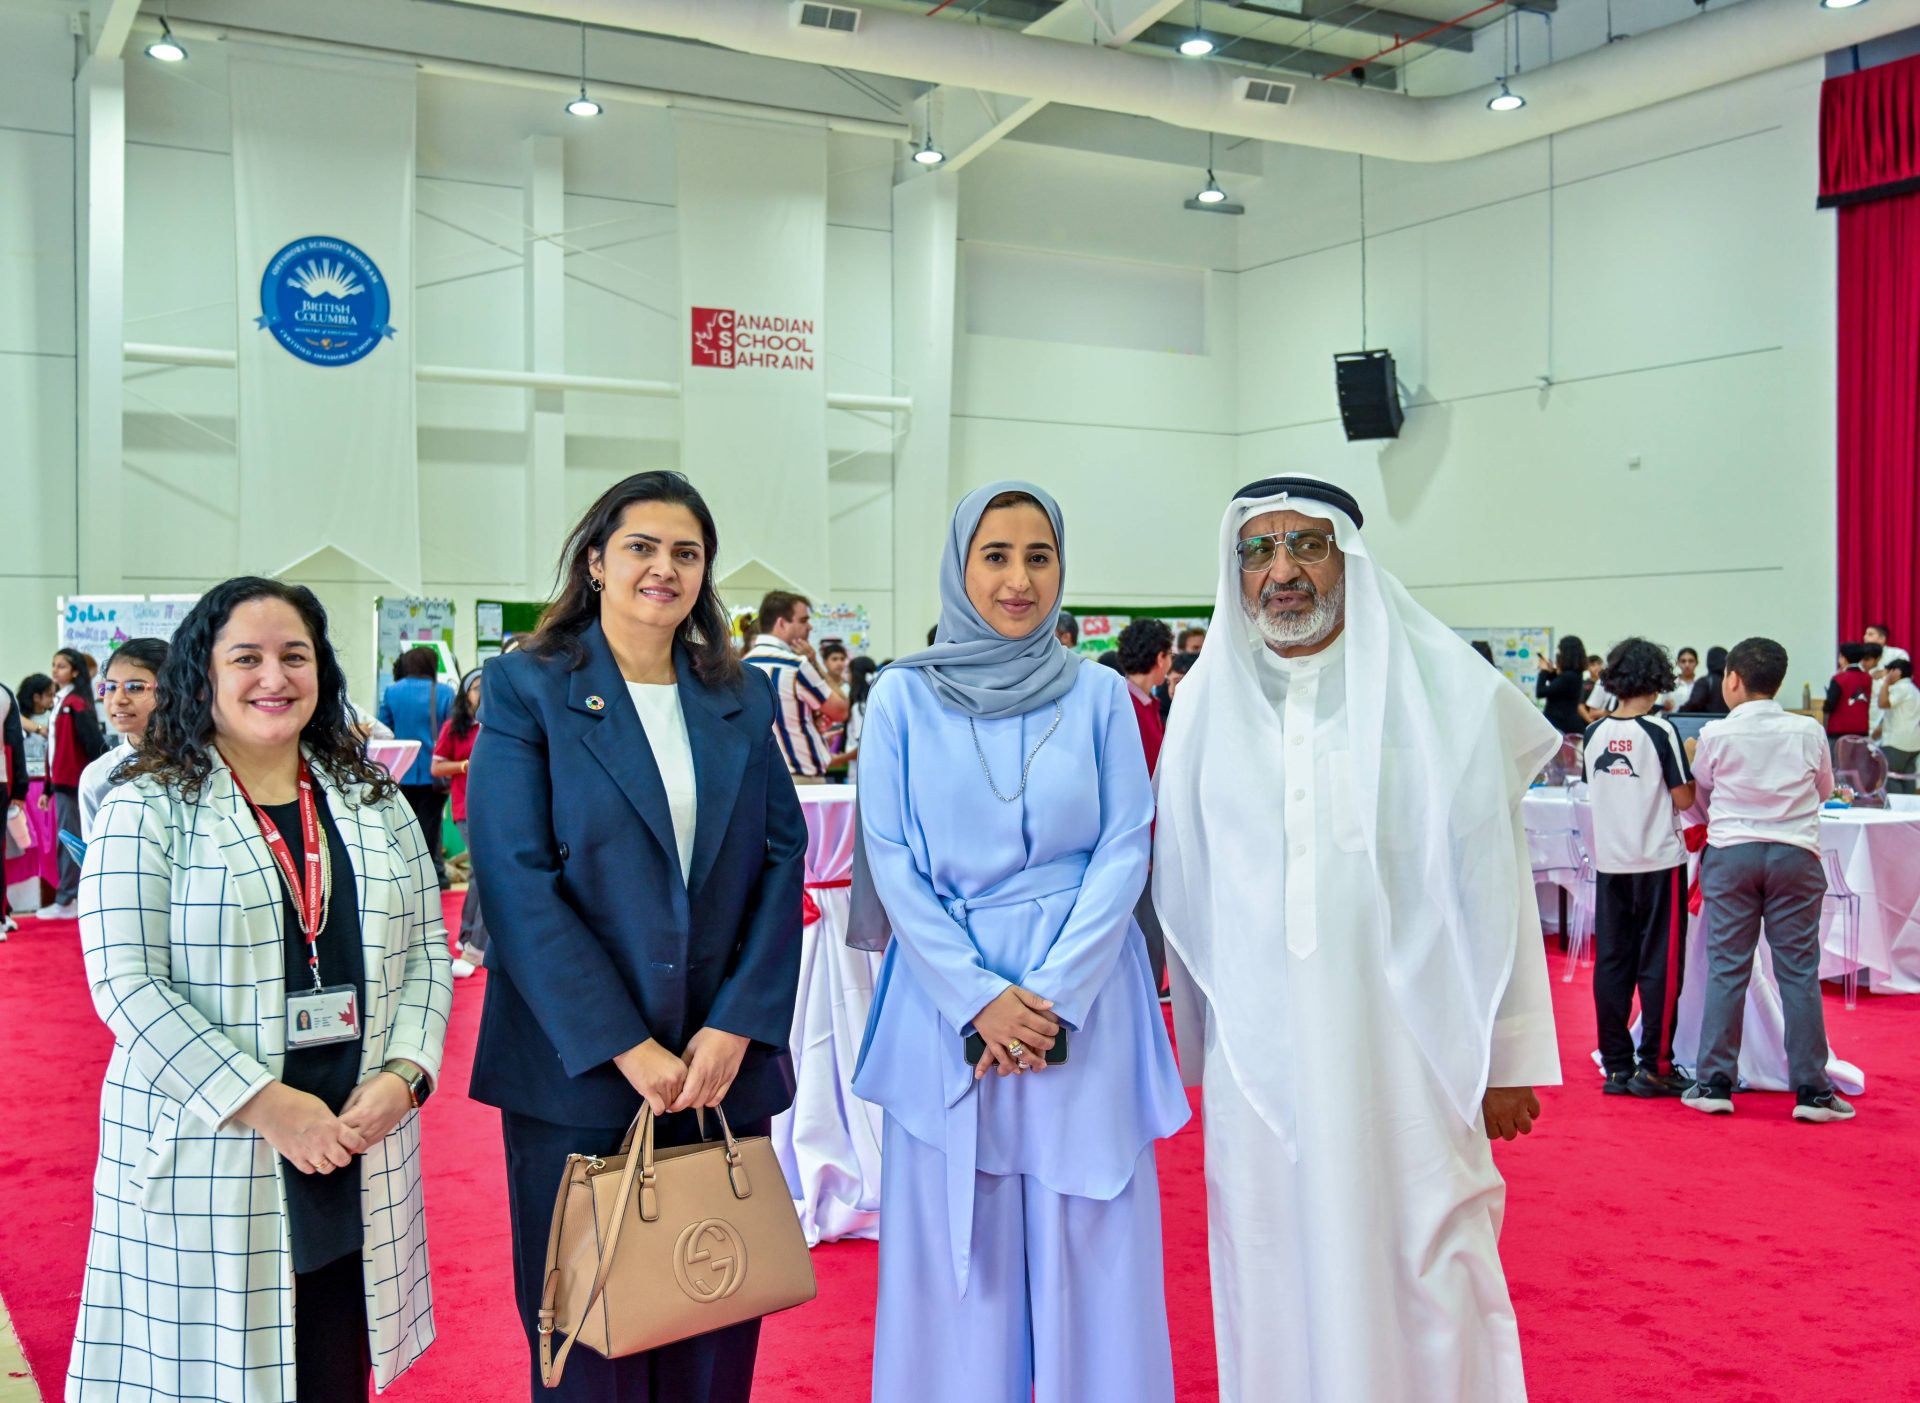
[454,0,1912,161]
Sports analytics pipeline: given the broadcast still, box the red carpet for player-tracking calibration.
[4,898,1919,1402]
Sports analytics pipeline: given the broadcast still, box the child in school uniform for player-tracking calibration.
[1685,637,1855,1123]
[1582,639,1696,1097]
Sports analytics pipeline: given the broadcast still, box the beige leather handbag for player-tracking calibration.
[537,1105,817,1388]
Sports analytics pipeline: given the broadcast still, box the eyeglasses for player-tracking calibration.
[1237,530,1335,573]
[97,680,158,699]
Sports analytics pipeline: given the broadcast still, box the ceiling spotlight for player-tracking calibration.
[1820,0,1868,9]
[1179,33,1216,55]
[913,136,946,166]
[567,24,601,117]
[1487,78,1526,112]
[145,18,186,62]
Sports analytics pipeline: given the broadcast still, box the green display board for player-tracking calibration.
[1065,604,1214,656]
[475,599,548,661]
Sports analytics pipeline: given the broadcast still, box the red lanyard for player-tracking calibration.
[228,756,330,990]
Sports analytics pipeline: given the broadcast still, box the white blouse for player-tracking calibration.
[626,681,697,884]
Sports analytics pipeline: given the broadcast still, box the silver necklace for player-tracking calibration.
[969,703,1063,803]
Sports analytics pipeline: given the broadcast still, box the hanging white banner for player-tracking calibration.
[230,45,421,591]
[675,113,829,595]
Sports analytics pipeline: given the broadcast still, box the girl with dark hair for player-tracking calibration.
[433,668,489,976]
[379,644,456,889]
[1677,645,1731,715]
[1535,633,1589,735]
[68,576,452,1403]
[841,654,880,783]
[40,647,107,917]
[467,471,805,1402]
[6,674,57,918]
[77,637,169,839]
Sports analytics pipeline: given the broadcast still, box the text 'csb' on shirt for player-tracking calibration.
[1581,713,1693,874]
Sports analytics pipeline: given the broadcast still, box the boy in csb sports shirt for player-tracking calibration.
[1582,638,1696,1098]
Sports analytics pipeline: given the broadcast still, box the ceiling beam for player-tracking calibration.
[924,0,1188,170]
[92,0,143,58]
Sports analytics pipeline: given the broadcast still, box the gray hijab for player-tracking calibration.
[882,480,1082,720]
[847,480,1080,951]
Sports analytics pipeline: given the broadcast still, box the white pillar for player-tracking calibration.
[889,170,959,655]
[523,134,567,597]
[76,56,126,594]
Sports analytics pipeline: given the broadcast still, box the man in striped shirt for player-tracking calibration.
[744,591,849,782]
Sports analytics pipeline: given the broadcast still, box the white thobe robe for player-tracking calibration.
[1182,634,1562,1403]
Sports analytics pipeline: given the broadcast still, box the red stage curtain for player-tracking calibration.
[1824,54,1920,647]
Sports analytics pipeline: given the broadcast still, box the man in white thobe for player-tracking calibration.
[1155,476,1563,1403]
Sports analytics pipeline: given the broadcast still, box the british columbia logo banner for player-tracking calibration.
[230,45,421,590]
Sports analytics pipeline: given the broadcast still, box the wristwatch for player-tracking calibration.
[383,1059,432,1110]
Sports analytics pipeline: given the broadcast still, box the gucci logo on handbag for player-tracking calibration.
[673,1217,749,1302]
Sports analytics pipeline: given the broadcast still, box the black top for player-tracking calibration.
[1535,669,1586,734]
[1677,673,1729,715]
[262,790,367,1274]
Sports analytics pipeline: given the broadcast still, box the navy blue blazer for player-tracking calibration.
[466,622,807,1128]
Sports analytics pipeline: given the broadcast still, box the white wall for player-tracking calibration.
[951,141,1239,619]
[0,7,78,693]
[0,23,901,699]
[0,3,1842,701]
[1231,62,1839,698]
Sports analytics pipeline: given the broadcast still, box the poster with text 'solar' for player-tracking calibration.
[58,596,202,658]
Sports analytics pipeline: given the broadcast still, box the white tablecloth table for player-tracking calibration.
[1522,790,1871,1094]
[771,787,886,1245]
[365,738,422,781]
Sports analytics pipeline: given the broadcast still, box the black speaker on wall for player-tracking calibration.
[1333,350,1404,441]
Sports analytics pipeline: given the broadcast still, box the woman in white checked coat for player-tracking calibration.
[67,577,453,1403]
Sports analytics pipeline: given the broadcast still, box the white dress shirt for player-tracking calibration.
[1881,677,1920,753]
[1693,699,1834,856]
[626,681,697,884]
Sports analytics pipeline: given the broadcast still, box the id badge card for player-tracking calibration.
[287,984,360,1048]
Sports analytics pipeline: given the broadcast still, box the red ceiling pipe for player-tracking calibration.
[1320,0,1511,80]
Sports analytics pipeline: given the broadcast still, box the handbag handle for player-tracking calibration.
[535,1103,754,1388]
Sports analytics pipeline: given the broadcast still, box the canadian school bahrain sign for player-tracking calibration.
[690,307,817,371]
[256,236,396,367]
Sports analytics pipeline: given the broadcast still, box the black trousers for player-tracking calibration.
[501,1108,772,1403]
[1593,865,1689,1076]
[295,1250,371,1402]
[399,783,448,885]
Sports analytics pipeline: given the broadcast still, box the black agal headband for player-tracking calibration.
[1232,476,1364,530]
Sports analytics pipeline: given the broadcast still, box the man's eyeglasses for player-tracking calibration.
[97,680,158,699]
[1237,530,1335,573]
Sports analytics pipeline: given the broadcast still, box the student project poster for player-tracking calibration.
[57,596,201,658]
[374,596,457,703]
[811,603,873,656]
[1068,607,1214,656]
[1452,627,1553,693]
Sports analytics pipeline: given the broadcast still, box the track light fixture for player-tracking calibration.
[567,25,602,117]
[145,16,186,62]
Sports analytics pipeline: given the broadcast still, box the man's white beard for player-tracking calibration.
[1246,573,1346,651]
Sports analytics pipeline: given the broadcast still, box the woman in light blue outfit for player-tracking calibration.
[852,482,1188,1403]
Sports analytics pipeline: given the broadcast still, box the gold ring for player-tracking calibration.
[1006,1040,1027,1058]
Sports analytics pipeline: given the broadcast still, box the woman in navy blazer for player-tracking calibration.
[467,471,807,1403]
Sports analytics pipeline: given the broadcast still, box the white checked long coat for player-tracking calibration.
[66,753,453,1402]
